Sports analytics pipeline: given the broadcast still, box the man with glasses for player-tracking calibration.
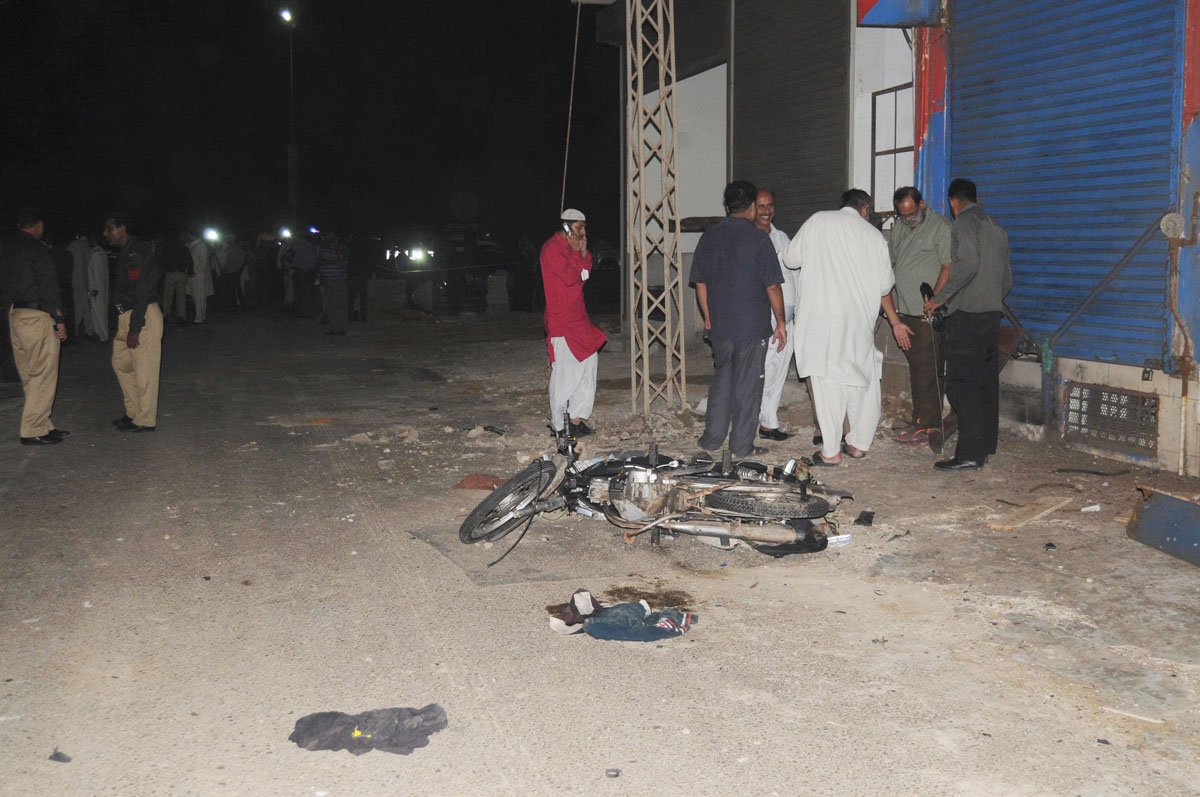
[888,186,953,449]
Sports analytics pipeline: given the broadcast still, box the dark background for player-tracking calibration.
[0,0,620,245]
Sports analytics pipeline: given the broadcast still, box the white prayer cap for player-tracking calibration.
[560,208,586,222]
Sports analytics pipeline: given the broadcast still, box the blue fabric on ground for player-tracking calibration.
[582,601,698,642]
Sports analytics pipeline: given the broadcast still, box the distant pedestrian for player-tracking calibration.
[215,236,246,311]
[691,181,787,458]
[104,213,163,433]
[85,237,110,341]
[541,208,606,438]
[347,233,373,323]
[161,232,193,324]
[317,232,349,335]
[291,235,317,318]
[68,234,91,337]
[924,178,1012,472]
[0,209,69,445]
[187,231,213,324]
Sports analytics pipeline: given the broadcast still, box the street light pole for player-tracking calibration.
[281,9,298,224]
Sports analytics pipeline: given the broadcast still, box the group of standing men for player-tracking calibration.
[2,210,162,445]
[691,177,1011,472]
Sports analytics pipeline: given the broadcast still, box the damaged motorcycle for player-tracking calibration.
[458,420,852,559]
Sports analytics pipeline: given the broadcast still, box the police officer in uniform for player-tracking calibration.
[0,210,70,445]
[103,213,163,433]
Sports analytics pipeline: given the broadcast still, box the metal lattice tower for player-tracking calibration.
[626,0,686,415]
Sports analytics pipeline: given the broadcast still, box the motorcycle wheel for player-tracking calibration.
[704,486,831,519]
[458,460,555,544]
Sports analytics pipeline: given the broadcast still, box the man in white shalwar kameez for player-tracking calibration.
[783,189,909,465]
[67,236,91,337]
[186,232,213,324]
[754,190,798,441]
[86,239,110,342]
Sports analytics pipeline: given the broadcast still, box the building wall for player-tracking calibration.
[849,25,914,212]
[643,64,728,345]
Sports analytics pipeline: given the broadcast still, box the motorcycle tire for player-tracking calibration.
[704,487,831,520]
[458,460,555,544]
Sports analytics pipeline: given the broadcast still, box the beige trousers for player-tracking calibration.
[9,308,61,438]
[112,304,163,427]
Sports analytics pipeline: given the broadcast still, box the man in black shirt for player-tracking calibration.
[690,180,788,458]
[0,210,69,445]
[103,213,163,432]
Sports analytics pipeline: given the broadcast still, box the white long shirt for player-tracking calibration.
[767,224,799,307]
[783,207,893,387]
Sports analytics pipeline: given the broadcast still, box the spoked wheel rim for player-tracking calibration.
[458,460,556,544]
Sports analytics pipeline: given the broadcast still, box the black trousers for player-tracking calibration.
[945,310,1002,461]
[699,337,768,456]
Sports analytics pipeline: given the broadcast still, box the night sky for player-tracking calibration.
[0,0,620,245]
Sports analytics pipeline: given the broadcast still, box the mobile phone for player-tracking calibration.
[562,223,573,236]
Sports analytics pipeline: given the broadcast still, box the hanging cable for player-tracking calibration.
[560,0,583,213]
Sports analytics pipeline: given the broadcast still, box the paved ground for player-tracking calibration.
[2,302,1199,796]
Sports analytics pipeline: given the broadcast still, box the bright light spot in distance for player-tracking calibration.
[308,226,320,235]
[280,9,293,23]
[279,227,292,239]
[203,228,219,242]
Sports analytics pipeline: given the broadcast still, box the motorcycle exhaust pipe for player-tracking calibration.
[661,520,804,545]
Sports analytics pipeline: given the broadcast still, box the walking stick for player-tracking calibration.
[920,282,949,454]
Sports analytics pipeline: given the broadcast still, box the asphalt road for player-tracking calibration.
[2,305,1198,796]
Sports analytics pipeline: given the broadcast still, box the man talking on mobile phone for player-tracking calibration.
[540,208,606,440]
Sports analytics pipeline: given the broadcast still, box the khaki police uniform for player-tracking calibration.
[111,236,163,428]
[1,230,65,439]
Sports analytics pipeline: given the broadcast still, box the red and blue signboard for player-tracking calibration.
[857,0,941,26]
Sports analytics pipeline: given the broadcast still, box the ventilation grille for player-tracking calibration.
[1065,382,1158,455]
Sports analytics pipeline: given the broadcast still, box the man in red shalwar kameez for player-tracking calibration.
[540,209,606,438]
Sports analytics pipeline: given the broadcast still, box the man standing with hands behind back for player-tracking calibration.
[0,209,69,445]
[924,178,1012,471]
[691,180,788,458]
[104,212,163,433]
[541,208,606,439]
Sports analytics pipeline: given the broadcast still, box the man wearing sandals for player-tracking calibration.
[888,186,953,447]
[785,190,903,466]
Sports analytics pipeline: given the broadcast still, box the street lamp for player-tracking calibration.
[280,9,298,225]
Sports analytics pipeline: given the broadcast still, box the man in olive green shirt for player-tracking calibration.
[889,186,952,447]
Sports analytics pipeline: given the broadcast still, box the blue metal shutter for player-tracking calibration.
[949,0,1185,367]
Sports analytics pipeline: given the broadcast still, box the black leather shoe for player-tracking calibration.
[127,424,156,433]
[934,457,983,471]
[569,421,594,438]
[759,427,790,441]
[113,415,133,427]
[20,434,63,446]
[49,428,70,438]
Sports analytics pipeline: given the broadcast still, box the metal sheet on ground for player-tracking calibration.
[407,522,679,587]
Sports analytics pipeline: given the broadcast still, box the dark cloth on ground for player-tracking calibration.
[689,216,783,342]
[289,704,448,756]
[699,336,768,455]
[945,309,1002,461]
[583,601,698,642]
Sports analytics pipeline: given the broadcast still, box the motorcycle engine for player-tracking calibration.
[618,468,676,515]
